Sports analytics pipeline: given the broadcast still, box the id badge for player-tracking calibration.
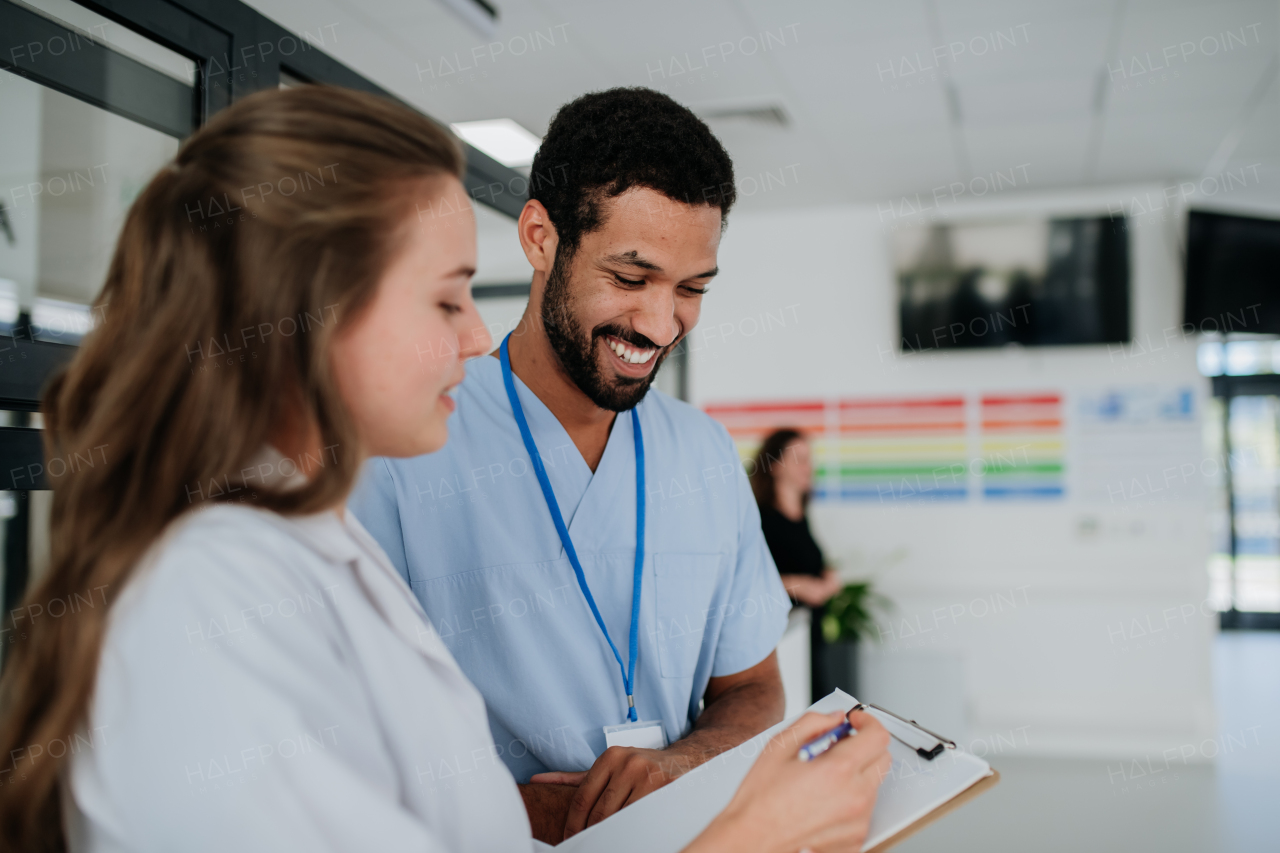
[603,719,668,750]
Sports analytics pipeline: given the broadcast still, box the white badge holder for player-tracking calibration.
[603,719,668,750]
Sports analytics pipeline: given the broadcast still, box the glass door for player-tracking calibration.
[1202,341,1280,628]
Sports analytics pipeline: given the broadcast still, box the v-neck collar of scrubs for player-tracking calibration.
[473,355,637,538]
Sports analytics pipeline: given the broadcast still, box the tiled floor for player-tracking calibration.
[893,631,1280,853]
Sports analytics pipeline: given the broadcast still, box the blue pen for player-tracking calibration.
[797,720,854,762]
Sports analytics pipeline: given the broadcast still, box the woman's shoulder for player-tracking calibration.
[112,504,334,626]
[156,503,314,570]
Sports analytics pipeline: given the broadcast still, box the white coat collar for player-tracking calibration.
[264,507,460,672]
[242,446,460,669]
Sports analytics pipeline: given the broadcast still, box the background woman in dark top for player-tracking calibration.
[750,428,841,700]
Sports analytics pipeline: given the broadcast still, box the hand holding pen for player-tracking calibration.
[685,709,892,853]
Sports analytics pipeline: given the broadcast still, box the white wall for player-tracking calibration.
[693,186,1217,760]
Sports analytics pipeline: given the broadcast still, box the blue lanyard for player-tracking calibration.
[499,334,645,722]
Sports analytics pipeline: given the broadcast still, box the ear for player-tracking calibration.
[517,199,559,276]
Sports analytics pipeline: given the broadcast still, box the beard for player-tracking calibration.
[540,251,672,412]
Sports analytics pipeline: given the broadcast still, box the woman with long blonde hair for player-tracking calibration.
[0,85,889,852]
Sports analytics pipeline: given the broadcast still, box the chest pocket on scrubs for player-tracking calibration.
[653,553,723,678]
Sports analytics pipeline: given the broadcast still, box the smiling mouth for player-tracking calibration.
[441,374,464,401]
[603,334,658,367]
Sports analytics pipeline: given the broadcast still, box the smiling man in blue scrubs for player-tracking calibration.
[349,87,789,843]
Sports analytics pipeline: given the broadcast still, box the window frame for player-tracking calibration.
[0,0,527,609]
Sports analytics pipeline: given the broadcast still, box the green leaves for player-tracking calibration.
[821,582,893,643]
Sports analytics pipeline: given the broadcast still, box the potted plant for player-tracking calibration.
[818,581,892,699]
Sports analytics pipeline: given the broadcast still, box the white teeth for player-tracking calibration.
[608,337,654,366]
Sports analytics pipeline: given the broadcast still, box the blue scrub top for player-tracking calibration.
[349,355,789,782]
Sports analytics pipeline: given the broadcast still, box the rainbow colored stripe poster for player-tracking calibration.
[832,397,968,502]
[703,396,969,503]
[979,393,1065,499]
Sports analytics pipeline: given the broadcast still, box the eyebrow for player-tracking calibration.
[602,250,719,280]
[453,265,477,278]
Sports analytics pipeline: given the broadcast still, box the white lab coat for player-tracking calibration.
[63,501,534,852]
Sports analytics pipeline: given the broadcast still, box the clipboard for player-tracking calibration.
[866,768,1000,852]
[554,690,998,853]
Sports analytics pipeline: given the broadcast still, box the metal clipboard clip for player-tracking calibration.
[854,702,957,761]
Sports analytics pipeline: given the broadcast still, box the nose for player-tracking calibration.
[631,287,679,349]
[458,295,492,359]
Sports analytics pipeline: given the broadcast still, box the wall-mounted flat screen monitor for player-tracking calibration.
[893,216,1130,351]
[1184,210,1280,335]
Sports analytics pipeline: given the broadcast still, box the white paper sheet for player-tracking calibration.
[554,690,992,853]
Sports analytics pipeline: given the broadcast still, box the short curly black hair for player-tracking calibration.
[528,87,736,259]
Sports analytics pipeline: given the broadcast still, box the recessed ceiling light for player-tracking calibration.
[436,0,498,39]
[700,104,791,127]
[450,119,541,168]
